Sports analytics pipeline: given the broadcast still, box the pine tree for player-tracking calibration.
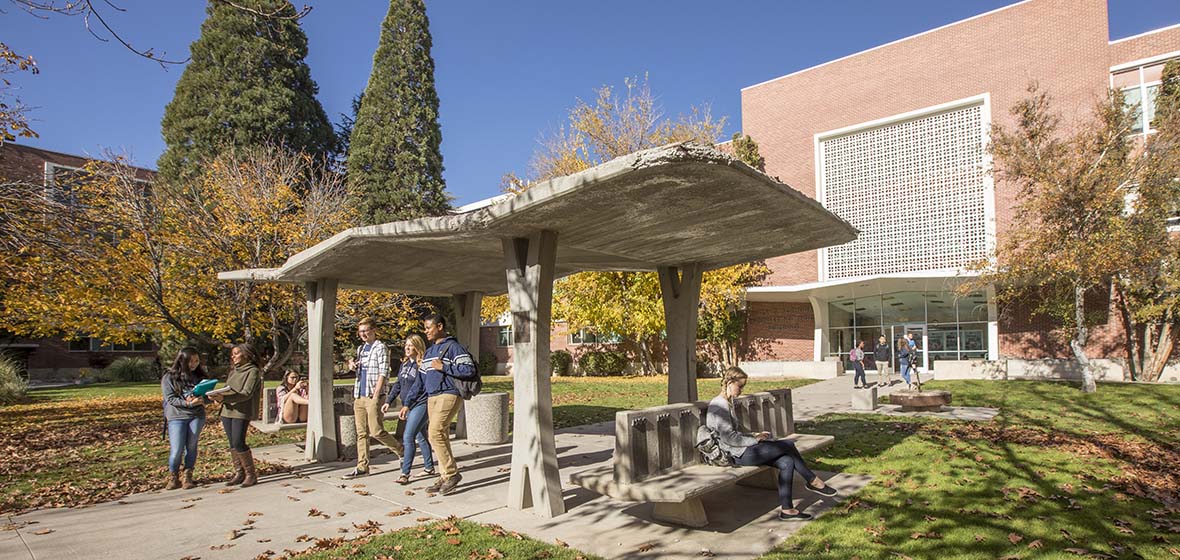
[348,0,450,224]
[158,0,336,184]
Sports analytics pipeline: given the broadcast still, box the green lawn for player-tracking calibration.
[294,518,599,560]
[764,379,1180,560]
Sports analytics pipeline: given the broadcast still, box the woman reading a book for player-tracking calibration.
[209,344,263,487]
[276,369,309,424]
[161,346,208,490]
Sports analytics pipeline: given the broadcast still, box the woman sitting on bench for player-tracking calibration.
[276,369,309,424]
[707,366,838,520]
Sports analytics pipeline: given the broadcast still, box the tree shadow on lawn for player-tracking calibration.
[770,410,1178,559]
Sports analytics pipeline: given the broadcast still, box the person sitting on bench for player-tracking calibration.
[707,366,838,521]
[276,369,309,424]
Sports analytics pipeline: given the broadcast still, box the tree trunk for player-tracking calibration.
[1145,318,1175,382]
[1144,323,1158,381]
[1072,284,1096,393]
[1111,279,1139,381]
[635,337,655,375]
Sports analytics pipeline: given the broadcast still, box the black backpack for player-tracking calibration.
[439,342,482,400]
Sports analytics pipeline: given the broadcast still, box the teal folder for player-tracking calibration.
[191,378,218,397]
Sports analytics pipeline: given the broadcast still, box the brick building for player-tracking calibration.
[738,0,1180,379]
[1,144,158,382]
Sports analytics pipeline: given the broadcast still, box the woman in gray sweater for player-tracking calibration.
[706,367,837,520]
[161,346,207,490]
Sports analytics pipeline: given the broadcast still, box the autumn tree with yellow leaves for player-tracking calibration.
[491,75,768,372]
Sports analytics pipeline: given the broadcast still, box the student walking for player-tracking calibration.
[343,318,403,480]
[897,337,913,389]
[874,335,893,386]
[161,346,208,490]
[850,340,867,389]
[418,313,478,496]
[383,334,435,485]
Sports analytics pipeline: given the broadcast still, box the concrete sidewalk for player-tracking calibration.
[3,376,886,560]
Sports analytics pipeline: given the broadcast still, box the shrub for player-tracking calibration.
[0,354,29,404]
[577,350,628,377]
[478,353,498,376]
[104,356,156,382]
[550,350,573,376]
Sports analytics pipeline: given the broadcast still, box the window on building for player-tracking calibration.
[568,328,621,345]
[497,325,513,347]
[68,337,155,352]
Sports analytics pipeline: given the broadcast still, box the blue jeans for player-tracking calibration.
[400,403,434,475]
[899,359,912,385]
[736,439,818,510]
[167,416,206,472]
[852,362,866,386]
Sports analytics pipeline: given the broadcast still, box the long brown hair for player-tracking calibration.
[280,369,300,391]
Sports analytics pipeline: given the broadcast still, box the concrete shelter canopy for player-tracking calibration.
[218,143,857,296]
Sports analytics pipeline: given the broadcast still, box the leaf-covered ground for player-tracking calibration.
[0,376,814,515]
[764,380,1180,560]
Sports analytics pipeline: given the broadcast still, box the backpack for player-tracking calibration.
[695,424,735,467]
[439,341,482,400]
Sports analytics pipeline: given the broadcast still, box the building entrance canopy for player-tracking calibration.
[218,142,856,519]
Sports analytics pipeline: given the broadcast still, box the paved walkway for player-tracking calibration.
[3,374,948,560]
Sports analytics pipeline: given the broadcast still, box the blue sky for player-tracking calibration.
[5,0,1179,205]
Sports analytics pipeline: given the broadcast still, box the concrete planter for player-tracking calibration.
[464,392,509,445]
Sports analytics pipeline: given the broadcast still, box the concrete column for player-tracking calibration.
[659,263,702,404]
[503,231,565,517]
[304,279,339,462]
[452,291,483,440]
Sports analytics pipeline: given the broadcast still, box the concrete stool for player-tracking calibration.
[464,392,509,445]
[336,414,357,460]
[851,386,879,411]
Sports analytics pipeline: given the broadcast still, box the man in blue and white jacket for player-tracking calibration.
[412,312,477,495]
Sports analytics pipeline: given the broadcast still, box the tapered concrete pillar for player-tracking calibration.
[452,291,483,440]
[305,279,339,462]
[659,263,702,404]
[503,231,565,517]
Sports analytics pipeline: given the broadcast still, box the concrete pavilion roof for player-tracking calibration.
[218,143,858,296]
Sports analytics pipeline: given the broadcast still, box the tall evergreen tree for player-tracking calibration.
[348,0,450,224]
[158,0,336,184]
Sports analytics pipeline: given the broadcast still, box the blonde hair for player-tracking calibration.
[404,334,427,366]
[721,366,749,403]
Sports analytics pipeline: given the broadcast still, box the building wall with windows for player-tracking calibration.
[0,144,158,382]
[740,0,1179,371]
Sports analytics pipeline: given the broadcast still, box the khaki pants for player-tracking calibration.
[353,396,403,472]
[877,361,892,384]
[427,393,462,480]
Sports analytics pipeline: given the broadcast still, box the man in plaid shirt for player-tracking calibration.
[343,318,404,479]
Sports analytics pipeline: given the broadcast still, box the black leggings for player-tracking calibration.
[735,439,817,510]
[221,417,250,452]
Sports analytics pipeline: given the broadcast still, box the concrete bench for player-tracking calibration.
[569,388,835,527]
[249,385,398,435]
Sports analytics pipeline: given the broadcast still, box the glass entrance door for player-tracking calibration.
[890,324,926,372]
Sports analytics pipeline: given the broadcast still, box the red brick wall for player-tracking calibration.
[741,302,814,361]
[1108,25,1180,67]
[997,286,1124,359]
[743,0,1112,287]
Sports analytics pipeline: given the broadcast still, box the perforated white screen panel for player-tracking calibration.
[821,103,987,280]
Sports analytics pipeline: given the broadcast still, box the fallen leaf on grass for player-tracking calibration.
[556,538,569,547]
[911,532,942,539]
[974,534,985,542]
[1008,533,1024,544]
[446,537,462,545]
[1064,549,1092,556]
[1028,540,1043,549]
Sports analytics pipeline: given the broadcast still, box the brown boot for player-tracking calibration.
[240,449,258,487]
[182,469,196,490]
[225,451,245,486]
[165,470,180,490]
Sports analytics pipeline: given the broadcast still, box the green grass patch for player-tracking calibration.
[294,518,599,560]
[763,380,1180,559]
